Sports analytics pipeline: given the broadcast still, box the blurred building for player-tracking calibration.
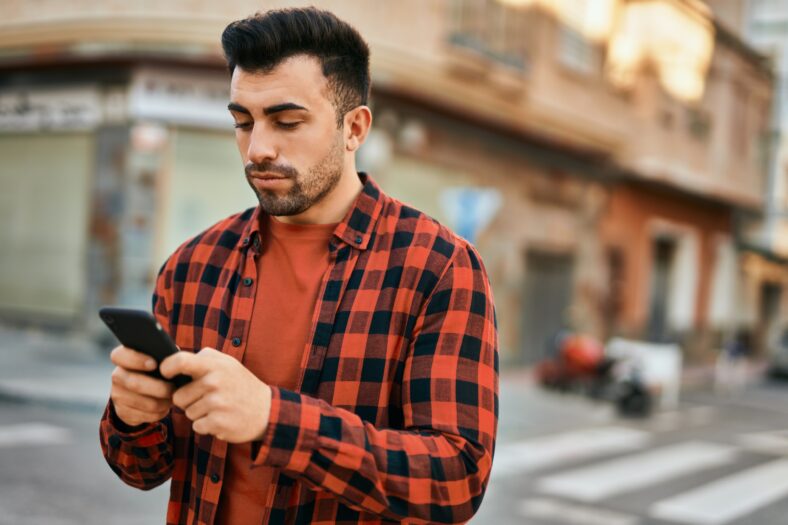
[0,0,779,367]
[708,0,788,359]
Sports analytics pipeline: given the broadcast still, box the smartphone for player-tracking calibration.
[99,306,191,388]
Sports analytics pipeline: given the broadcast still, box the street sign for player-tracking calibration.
[439,187,502,244]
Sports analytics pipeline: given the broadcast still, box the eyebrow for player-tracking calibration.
[227,102,309,116]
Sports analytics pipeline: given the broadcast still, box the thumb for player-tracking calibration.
[160,349,214,380]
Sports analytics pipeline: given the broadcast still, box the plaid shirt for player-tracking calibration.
[100,173,499,524]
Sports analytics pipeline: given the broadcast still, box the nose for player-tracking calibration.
[246,126,278,165]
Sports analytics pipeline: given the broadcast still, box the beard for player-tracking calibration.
[244,134,344,217]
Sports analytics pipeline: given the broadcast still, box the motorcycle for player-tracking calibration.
[534,331,654,417]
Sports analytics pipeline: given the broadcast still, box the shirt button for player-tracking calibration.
[210,473,220,483]
[243,277,253,287]
[231,337,242,347]
[355,236,363,244]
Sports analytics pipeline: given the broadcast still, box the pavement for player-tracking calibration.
[0,323,114,412]
[0,322,770,424]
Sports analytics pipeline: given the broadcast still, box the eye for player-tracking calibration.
[234,122,252,131]
[276,121,301,130]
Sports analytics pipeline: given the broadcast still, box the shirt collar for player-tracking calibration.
[237,172,383,254]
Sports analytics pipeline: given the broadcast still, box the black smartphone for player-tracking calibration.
[99,306,191,388]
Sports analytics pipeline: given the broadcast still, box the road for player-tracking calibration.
[477,378,788,525]
[0,401,168,525]
[3,377,788,524]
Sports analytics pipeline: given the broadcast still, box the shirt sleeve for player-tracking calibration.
[251,243,499,524]
[98,258,176,491]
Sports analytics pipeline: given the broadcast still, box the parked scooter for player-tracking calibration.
[535,331,653,417]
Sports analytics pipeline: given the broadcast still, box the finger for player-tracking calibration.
[115,404,169,426]
[112,367,174,400]
[192,414,218,437]
[183,394,215,422]
[112,384,172,415]
[160,349,213,380]
[172,377,211,410]
[110,346,157,372]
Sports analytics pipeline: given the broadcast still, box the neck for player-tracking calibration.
[275,169,363,225]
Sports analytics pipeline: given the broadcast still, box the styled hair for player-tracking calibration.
[221,7,371,126]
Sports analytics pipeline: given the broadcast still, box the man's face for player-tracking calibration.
[228,55,345,216]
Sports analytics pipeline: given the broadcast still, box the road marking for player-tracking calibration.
[650,459,788,525]
[736,429,788,455]
[537,441,738,502]
[0,422,72,447]
[518,497,641,525]
[491,426,651,479]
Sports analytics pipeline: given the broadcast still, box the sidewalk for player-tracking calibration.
[0,324,113,412]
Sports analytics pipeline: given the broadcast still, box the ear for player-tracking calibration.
[343,106,372,152]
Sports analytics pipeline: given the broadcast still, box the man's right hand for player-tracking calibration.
[110,345,175,428]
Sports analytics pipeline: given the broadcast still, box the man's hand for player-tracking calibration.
[109,346,175,427]
[160,348,272,443]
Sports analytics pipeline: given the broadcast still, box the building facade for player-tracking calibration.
[708,0,788,358]
[0,0,777,366]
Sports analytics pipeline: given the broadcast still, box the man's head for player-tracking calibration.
[222,8,372,221]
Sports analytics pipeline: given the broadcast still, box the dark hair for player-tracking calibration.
[221,7,370,126]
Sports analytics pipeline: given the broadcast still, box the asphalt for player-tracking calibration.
[0,324,113,412]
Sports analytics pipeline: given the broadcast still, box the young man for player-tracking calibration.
[100,7,498,524]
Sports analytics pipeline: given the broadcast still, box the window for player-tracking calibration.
[558,24,599,75]
[731,81,750,158]
[449,0,530,71]
[686,108,712,142]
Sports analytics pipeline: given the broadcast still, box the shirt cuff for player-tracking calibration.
[106,400,161,440]
[250,387,321,474]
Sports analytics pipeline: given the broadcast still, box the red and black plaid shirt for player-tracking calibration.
[100,173,499,524]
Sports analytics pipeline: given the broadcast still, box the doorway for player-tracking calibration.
[647,237,677,342]
[520,250,575,366]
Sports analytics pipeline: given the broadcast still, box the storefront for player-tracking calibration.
[0,64,250,332]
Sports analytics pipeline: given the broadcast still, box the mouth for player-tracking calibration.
[248,172,291,190]
[249,172,288,181]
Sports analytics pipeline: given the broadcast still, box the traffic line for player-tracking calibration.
[0,422,72,447]
[650,459,788,525]
[736,429,788,455]
[518,497,641,525]
[537,441,738,502]
[491,426,651,479]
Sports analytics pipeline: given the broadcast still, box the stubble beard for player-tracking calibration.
[246,134,345,217]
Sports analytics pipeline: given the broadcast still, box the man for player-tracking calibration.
[100,7,498,524]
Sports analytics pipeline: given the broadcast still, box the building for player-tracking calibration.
[708,0,788,357]
[0,0,776,367]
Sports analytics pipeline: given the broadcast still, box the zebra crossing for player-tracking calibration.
[490,411,788,525]
[651,459,788,525]
[537,441,739,503]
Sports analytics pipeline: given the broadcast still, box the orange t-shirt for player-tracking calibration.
[216,214,336,525]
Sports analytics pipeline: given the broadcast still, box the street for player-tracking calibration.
[0,401,168,525]
[3,375,788,524]
[477,377,788,525]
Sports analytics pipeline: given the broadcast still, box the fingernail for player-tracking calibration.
[146,359,157,370]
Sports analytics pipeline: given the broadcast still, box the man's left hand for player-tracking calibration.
[160,348,272,443]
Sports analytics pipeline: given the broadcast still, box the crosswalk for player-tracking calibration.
[491,416,788,525]
[537,441,738,503]
[651,459,788,525]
